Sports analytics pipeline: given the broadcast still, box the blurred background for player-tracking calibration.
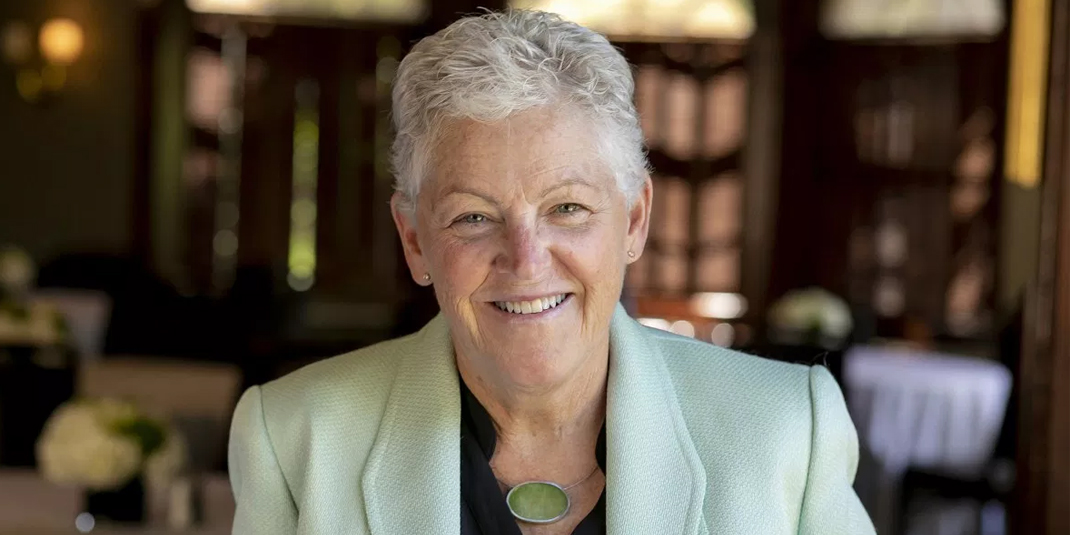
[1,0,1068,533]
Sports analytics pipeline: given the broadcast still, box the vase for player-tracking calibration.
[85,477,145,523]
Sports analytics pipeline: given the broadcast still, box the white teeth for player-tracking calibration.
[494,294,567,315]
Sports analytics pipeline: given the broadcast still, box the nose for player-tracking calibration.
[496,221,551,280]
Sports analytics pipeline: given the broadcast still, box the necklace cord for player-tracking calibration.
[497,465,600,492]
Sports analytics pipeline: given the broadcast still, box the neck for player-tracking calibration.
[455,338,609,457]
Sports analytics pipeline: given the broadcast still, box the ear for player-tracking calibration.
[625,174,653,263]
[391,192,432,285]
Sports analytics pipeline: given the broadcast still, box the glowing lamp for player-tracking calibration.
[39,18,83,66]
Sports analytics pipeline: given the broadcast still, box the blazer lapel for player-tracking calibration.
[606,305,708,534]
[360,307,708,534]
[361,315,461,535]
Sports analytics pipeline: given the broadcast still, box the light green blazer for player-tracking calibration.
[228,305,875,534]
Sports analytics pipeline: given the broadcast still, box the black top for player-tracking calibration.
[459,379,607,535]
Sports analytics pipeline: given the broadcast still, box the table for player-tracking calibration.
[0,469,233,535]
[844,345,1012,534]
[1,528,228,535]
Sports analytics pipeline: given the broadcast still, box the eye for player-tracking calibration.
[455,213,487,225]
[554,203,585,214]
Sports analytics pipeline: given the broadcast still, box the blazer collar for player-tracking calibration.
[605,305,708,534]
[361,315,461,535]
[361,305,707,534]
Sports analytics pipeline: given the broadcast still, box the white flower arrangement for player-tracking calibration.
[768,287,854,348]
[36,398,186,492]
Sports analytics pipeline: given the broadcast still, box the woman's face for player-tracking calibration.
[392,107,651,390]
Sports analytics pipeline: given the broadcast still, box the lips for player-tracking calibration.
[493,293,569,315]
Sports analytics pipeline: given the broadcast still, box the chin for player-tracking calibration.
[496,347,576,389]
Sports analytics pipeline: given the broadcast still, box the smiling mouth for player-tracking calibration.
[493,294,570,315]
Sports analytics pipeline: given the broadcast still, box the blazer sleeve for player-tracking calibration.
[798,366,876,535]
[228,386,298,535]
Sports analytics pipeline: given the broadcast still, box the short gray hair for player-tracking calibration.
[390,9,648,212]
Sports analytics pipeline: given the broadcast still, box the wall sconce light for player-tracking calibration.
[1,17,84,103]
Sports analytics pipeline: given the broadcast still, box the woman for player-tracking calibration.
[229,10,875,535]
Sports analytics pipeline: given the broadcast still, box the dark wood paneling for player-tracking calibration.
[769,0,824,299]
[769,0,1008,341]
[1016,0,1070,530]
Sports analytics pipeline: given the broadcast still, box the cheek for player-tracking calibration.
[431,237,494,300]
[553,225,626,291]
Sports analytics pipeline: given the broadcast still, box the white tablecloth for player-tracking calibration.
[844,345,1013,534]
[845,346,1012,475]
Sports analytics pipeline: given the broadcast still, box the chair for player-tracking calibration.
[895,304,1022,535]
[36,253,195,357]
[32,289,112,359]
[78,357,242,472]
[896,405,1015,535]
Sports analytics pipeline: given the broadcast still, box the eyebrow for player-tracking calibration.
[538,177,602,198]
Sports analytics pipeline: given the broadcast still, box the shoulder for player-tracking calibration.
[259,332,414,412]
[645,326,814,401]
[232,330,429,501]
[644,326,827,446]
[251,331,424,458]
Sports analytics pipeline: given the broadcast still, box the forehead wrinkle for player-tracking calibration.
[524,163,574,182]
[439,187,500,207]
[426,110,608,210]
[519,144,601,183]
[539,176,603,198]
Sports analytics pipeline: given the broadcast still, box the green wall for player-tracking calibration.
[0,0,136,262]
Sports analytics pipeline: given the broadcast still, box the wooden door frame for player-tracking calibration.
[1015,0,1070,531]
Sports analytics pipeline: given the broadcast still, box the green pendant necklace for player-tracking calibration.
[500,466,599,524]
